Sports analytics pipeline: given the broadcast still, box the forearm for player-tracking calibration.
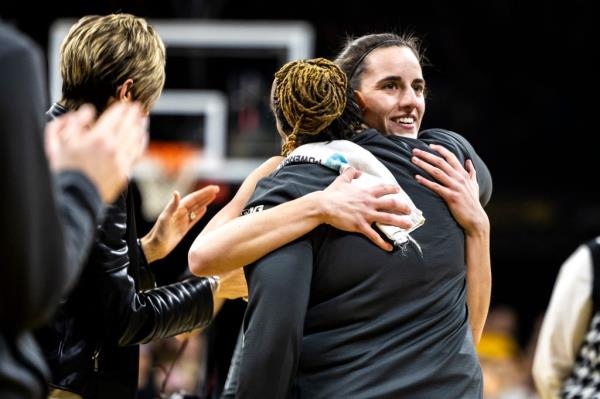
[118,276,214,346]
[465,223,491,345]
[189,191,324,276]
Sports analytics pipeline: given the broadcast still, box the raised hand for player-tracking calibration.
[45,102,148,203]
[141,186,220,263]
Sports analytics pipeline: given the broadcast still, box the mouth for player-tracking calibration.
[391,116,416,128]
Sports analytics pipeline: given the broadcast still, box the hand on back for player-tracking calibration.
[412,144,489,235]
[320,167,414,251]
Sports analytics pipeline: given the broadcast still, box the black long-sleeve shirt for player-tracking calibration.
[237,129,491,399]
[0,21,103,399]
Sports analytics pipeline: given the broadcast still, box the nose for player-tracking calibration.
[397,87,419,110]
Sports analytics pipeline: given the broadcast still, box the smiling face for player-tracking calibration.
[354,46,426,138]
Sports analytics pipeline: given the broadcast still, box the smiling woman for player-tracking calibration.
[188,32,492,399]
[333,33,491,347]
[353,45,426,137]
[229,34,492,398]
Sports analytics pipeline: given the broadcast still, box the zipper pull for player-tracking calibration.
[92,349,100,372]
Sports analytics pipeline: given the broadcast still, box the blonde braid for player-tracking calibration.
[274,58,348,156]
[281,131,298,157]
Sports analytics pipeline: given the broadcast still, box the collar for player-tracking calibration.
[46,102,70,121]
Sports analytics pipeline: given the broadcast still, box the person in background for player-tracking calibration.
[0,20,148,399]
[35,14,242,399]
[533,237,600,399]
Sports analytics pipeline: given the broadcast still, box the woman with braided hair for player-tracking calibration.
[208,49,491,398]
[190,32,491,398]
[274,57,356,156]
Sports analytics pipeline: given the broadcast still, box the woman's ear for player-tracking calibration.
[116,79,134,101]
[354,90,367,111]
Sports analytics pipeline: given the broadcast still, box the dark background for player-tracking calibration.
[2,0,596,347]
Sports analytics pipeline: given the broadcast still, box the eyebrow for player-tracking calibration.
[377,75,401,85]
[376,76,427,86]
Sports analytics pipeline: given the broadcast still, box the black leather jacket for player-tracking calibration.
[35,104,215,399]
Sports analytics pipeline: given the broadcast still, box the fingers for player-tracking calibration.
[131,117,149,162]
[44,117,67,164]
[411,154,455,187]
[371,212,413,230]
[368,184,400,198]
[61,105,96,144]
[337,167,362,183]
[190,206,208,226]
[412,148,454,177]
[164,191,181,214]
[466,159,477,180]
[428,144,463,171]
[185,206,206,229]
[412,144,471,183]
[45,114,67,140]
[359,224,393,251]
[359,209,413,251]
[415,174,453,198]
[61,105,96,143]
[182,185,220,209]
[117,104,147,162]
[92,102,143,149]
[102,102,147,171]
[73,103,96,128]
[371,195,412,215]
[366,185,413,215]
[87,103,129,148]
[117,103,144,141]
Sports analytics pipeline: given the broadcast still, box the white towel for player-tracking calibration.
[279,140,425,250]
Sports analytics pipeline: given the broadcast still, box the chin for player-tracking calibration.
[392,130,417,138]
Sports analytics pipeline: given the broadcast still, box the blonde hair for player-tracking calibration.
[273,58,349,156]
[60,13,165,112]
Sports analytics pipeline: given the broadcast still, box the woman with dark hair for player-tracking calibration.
[231,49,491,396]
[334,32,491,346]
[191,33,491,398]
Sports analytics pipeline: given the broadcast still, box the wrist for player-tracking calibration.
[307,191,331,225]
[140,234,162,263]
[207,275,221,296]
[465,213,490,238]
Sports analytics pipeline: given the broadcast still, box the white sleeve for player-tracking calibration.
[532,244,593,399]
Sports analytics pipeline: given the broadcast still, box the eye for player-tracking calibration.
[413,83,426,95]
[382,81,398,90]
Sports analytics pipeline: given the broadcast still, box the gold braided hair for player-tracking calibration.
[274,58,348,156]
